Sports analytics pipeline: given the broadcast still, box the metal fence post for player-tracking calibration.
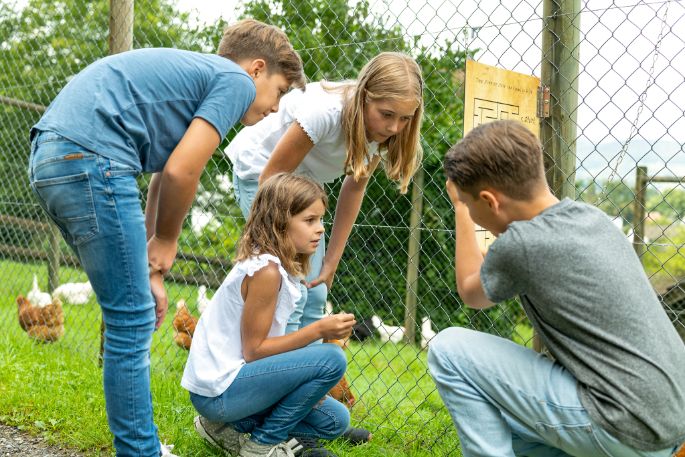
[633,166,648,258]
[403,167,424,343]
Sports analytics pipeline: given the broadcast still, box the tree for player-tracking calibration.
[0,0,218,243]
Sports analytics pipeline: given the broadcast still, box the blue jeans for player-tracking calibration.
[189,344,350,445]
[233,174,327,333]
[427,327,679,457]
[28,131,160,457]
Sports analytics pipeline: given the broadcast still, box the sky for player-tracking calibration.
[7,0,683,179]
[176,0,684,149]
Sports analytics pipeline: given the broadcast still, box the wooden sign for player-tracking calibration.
[463,60,541,252]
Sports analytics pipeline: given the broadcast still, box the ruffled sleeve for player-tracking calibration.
[237,254,301,320]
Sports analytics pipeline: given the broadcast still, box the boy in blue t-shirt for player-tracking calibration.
[430,120,685,457]
[28,19,304,457]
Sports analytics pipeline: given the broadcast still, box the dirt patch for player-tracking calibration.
[0,423,84,457]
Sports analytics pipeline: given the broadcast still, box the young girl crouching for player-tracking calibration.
[181,173,356,457]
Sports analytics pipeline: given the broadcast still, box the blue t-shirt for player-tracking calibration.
[32,48,256,173]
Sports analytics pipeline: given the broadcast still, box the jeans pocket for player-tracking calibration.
[32,172,99,247]
[536,421,611,456]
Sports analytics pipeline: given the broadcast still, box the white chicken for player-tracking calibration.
[420,316,437,350]
[371,315,405,344]
[52,281,94,305]
[28,274,52,308]
[197,285,212,314]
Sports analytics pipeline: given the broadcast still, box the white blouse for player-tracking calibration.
[181,254,301,397]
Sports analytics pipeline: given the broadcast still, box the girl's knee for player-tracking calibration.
[316,344,347,380]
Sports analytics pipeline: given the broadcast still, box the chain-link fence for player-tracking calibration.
[1,0,684,453]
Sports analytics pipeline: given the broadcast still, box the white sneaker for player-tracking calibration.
[239,439,294,457]
[160,441,179,457]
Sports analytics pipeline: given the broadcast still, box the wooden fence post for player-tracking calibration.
[538,0,581,353]
[100,0,134,365]
[403,167,424,343]
[47,226,61,292]
[109,0,134,55]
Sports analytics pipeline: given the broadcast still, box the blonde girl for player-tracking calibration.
[227,52,424,337]
[182,173,356,457]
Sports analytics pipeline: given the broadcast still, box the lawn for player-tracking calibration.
[0,259,461,456]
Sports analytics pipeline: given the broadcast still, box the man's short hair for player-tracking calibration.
[218,19,305,89]
[444,120,546,199]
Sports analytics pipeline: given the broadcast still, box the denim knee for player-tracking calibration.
[428,327,473,374]
[317,398,350,440]
[320,344,347,381]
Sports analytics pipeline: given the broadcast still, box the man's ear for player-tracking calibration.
[479,189,501,212]
[245,59,266,78]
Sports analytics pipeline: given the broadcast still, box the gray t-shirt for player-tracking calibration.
[481,198,685,451]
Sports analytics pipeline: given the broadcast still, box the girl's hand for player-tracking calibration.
[317,313,356,340]
[307,263,336,291]
[149,271,168,330]
[147,235,178,274]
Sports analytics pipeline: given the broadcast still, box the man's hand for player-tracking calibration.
[149,271,168,329]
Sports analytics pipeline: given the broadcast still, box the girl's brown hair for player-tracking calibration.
[327,52,424,194]
[235,173,327,277]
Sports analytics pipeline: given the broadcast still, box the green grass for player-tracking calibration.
[0,259,460,456]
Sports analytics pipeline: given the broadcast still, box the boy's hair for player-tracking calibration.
[218,19,306,89]
[338,52,424,194]
[235,173,327,277]
[444,120,546,200]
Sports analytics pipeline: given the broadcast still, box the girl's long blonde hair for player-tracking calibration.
[338,52,424,194]
[235,173,327,277]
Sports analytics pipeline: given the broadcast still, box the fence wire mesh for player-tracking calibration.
[1,0,684,454]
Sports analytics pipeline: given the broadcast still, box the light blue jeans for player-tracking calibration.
[189,344,350,444]
[427,327,679,457]
[233,174,327,333]
[29,131,160,457]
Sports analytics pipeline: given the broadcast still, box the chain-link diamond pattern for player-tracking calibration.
[1,0,683,453]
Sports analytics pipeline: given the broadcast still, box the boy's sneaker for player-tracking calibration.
[239,439,295,457]
[194,415,245,456]
[286,437,337,457]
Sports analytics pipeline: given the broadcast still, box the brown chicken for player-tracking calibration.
[17,294,64,343]
[173,300,198,350]
[324,338,356,407]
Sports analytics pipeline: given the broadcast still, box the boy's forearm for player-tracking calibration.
[453,204,484,291]
[145,173,162,241]
[154,171,200,241]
